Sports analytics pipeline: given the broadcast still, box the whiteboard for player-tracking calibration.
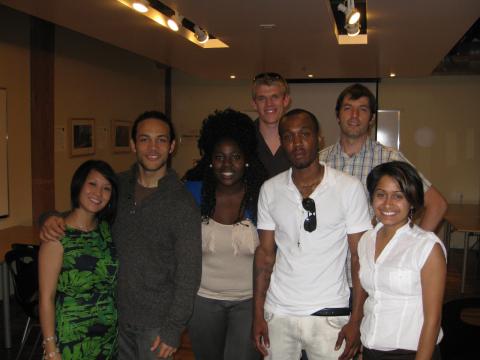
[0,88,8,217]
[377,110,400,150]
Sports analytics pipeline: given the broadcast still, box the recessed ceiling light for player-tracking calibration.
[390,72,396,78]
[230,74,236,79]
[132,0,149,13]
[308,74,314,78]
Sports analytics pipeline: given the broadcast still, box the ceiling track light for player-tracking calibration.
[346,22,360,37]
[132,0,149,13]
[117,0,228,48]
[167,13,183,31]
[194,25,209,44]
[331,0,367,45]
[338,0,361,26]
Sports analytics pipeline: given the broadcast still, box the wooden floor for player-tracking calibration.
[1,249,479,360]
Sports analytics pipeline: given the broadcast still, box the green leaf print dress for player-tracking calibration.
[56,221,118,359]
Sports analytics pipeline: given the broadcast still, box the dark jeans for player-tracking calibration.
[188,295,261,360]
[363,346,441,360]
[118,322,173,360]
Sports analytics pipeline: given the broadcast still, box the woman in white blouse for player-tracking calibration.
[358,161,446,360]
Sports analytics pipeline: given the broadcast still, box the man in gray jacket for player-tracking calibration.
[40,111,202,359]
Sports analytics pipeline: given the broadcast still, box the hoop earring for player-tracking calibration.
[409,207,415,228]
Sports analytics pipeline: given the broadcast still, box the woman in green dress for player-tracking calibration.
[39,160,119,360]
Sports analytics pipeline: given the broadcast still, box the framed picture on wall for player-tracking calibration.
[69,118,95,156]
[112,120,132,153]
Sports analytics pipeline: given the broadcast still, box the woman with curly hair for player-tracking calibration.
[184,109,267,360]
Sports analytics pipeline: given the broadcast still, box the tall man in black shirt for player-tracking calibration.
[251,72,291,178]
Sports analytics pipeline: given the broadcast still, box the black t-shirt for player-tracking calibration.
[255,120,290,178]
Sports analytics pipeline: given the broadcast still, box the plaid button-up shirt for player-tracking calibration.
[319,138,431,194]
[319,138,431,285]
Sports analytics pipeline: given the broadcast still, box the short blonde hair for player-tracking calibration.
[252,72,289,99]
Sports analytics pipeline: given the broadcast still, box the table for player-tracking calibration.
[444,204,480,293]
[0,225,39,348]
[460,307,480,326]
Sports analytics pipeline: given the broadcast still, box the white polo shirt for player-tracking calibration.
[257,164,371,316]
[358,222,446,351]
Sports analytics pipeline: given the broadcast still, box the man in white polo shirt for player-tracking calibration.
[252,109,371,360]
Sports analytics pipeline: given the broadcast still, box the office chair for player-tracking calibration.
[5,244,41,360]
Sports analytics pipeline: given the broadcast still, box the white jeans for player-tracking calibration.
[264,311,349,360]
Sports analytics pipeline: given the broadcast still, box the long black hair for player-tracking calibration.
[70,160,119,225]
[183,109,267,223]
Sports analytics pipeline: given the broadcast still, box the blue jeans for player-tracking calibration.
[188,295,260,360]
[118,322,173,360]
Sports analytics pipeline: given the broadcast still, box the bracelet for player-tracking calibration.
[42,335,57,346]
[43,348,60,359]
[42,336,59,359]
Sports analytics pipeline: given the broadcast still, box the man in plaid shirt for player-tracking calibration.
[319,83,447,286]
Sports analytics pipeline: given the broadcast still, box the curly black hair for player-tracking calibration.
[183,108,267,223]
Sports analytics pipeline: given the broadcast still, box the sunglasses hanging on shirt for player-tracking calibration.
[302,197,317,233]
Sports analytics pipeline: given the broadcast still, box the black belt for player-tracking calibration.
[311,307,350,316]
